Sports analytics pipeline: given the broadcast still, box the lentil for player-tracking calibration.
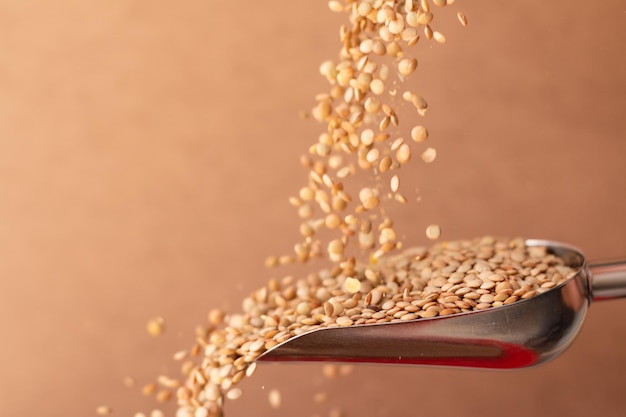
[398,58,418,76]
[120,4,578,417]
[268,389,282,409]
[156,390,172,403]
[396,143,411,164]
[226,388,242,400]
[390,175,400,192]
[411,125,428,143]
[142,383,157,396]
[96,406,112,415]
[421,147,437,163]
[344,277,362,293]
[457,11,468,26]
[426,224,442,240]
[322,364,339,379]
[313,392,328,403]
[146,317,165,337]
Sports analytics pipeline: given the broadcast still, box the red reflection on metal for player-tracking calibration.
[263,339,538,369]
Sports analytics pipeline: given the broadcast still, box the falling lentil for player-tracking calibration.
[146,317,165,337]
[268,389,282,409]
[426,224,442,240]
[421,147,437,163]
[433,31,446,43]
[411,125,428,143]
[390,175,400,192]
[398,58,418,76]
[313,392,328,403]
[155,390,172,403]
[123,376,136,388]
[142,383,157,396]
[115,4,580,417]
[344,277,362,293]
[396,143,412,164]
[226,388,242,401]
[96,406,112,416]
[457,11,468,26]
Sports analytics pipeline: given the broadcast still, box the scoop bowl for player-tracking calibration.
[257,239,626,369]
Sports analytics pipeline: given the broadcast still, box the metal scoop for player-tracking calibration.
[257,239,626,369]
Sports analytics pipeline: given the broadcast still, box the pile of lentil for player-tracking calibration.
[104,2,579,417]
[125,237,575,417]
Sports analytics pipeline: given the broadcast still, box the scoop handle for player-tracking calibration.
[590,259,626,301]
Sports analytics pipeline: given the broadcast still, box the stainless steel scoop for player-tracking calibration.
[257,239,626,369]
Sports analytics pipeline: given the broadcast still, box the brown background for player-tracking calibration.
[1,1,625,416]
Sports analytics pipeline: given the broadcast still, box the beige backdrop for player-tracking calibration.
[1,1,625,416]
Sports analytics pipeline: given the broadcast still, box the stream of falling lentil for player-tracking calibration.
[101,2,577,417]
